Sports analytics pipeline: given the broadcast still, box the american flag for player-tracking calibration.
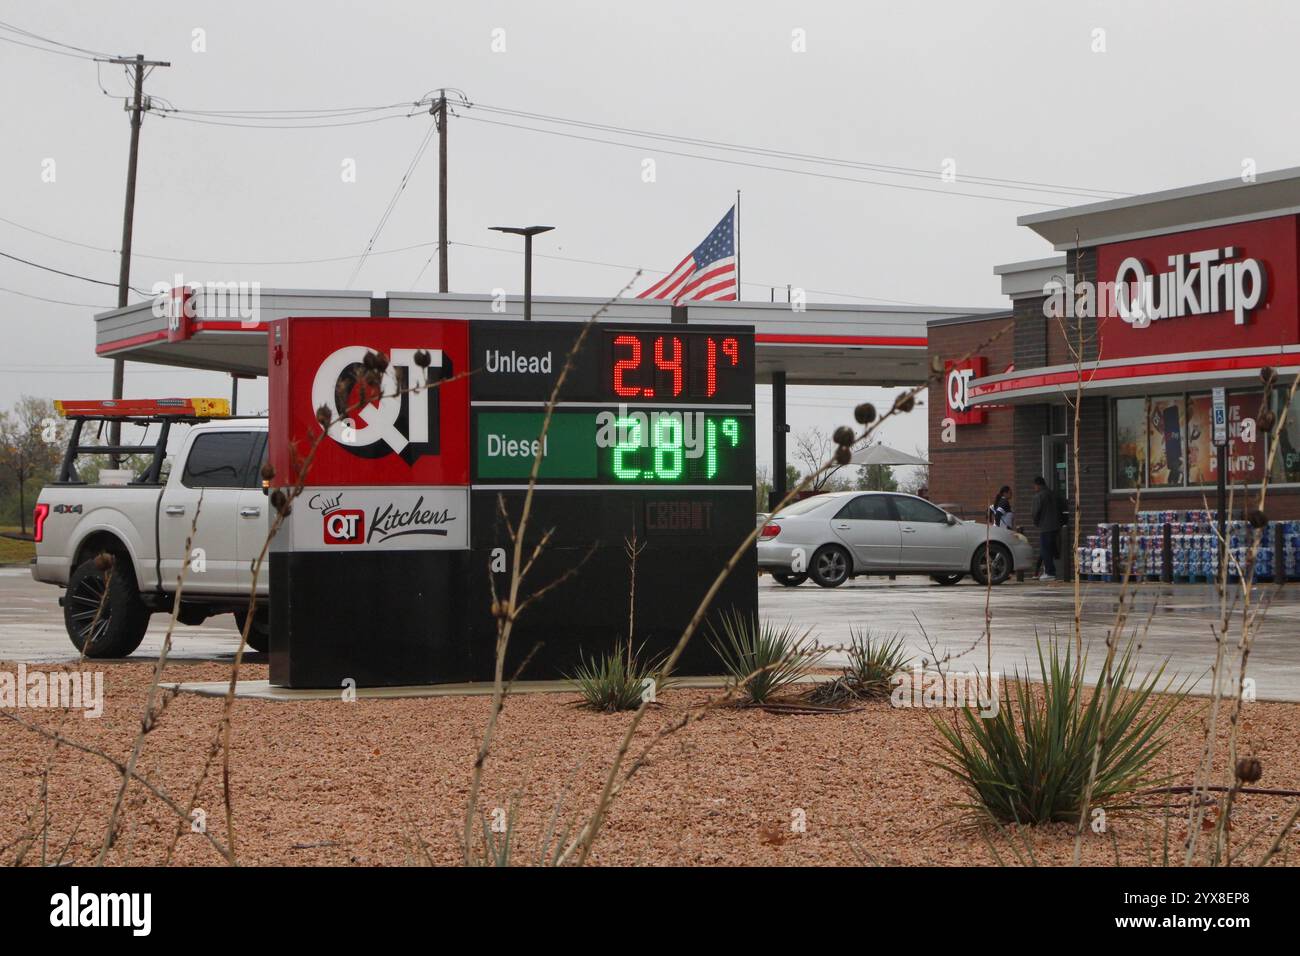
[636,206,737,303]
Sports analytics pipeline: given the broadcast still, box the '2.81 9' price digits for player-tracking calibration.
[608,413,741,482]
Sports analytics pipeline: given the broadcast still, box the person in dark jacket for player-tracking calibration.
[989,485,1012,528]
[1031,476,1061,581]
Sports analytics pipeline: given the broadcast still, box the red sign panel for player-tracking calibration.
[944,356,987,425]
[1096,215,1299,359]
[268,317,470,487]
[165,286,196,343]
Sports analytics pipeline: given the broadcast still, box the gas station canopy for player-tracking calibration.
[94,289,995,387]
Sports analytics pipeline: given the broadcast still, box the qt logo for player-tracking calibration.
[323,509,365,545]
[947,366,974,412]
[310,347,445,463]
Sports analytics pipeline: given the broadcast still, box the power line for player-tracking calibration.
[154,110,416,131]
[0,249,147,294]
[0,285,112,309]
[469,101,1130,201]
[448,240,937,306]
[345,119,439,287]
[0,19,120,60]
[0,214,443,265]
[459,113,1062,208]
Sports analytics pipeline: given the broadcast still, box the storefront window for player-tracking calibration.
[1272,387,1300,483]
[1114,390,1284,489]
[1113,398,1146,489]
[1147,396,1184,486]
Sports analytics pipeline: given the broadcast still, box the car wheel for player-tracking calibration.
[971,543,1012,586]
[233,607,271,653]
[64,555,150,658]
[771,572,808,587]
[810,545,851,588]
[931,573,964,586]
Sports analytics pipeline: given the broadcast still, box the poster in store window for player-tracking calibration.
[1226,392,1265,484]
[1113,398,1146,489]
[1187,392,1265,484]
[1186,395,1214,484]
[1147,397,1184,486]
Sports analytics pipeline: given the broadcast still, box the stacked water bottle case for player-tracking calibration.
[1077,510,1300,582]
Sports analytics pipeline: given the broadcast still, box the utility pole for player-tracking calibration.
[101,53,169,461]
[420,89,470,293]
[434,91,448,292]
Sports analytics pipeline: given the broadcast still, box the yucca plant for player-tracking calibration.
[843,628,912,698]
[707,610,823,705]
[568,642,661,712]
[932,636,1186,825]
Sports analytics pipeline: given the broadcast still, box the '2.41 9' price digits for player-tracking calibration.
[608,332,744,401]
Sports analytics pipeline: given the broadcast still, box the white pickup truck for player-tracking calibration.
[31,401,271,658]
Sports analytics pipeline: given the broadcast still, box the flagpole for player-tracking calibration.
[735,190,741,300]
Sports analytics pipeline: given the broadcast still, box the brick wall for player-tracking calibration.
[1068,396,1109,532]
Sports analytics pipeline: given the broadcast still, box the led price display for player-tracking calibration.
[472,409,752,484]
[607,412,743,483]
[603,331,751,404]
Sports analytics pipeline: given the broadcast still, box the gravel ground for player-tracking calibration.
[3,658,1298,867]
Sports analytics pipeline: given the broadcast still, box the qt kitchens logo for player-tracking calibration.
[310,491,456,546]
[311,346,446,464]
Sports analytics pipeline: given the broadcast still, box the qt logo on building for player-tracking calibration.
[311,346,445,463]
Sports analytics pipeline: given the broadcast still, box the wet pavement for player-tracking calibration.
[2,565,1298,700]
[760,574,1300,702]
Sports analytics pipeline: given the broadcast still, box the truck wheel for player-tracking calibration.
[233,608,271,653]
[64,556,150,658]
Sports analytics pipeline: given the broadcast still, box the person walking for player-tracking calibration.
[989,485,1012,528]
[1031,476,1060,582]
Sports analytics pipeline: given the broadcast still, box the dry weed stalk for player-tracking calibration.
[462,277,637,865]
[552,321,1014,866]
[97,492,204,862]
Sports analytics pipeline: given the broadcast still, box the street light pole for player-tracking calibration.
[489,225,554,321]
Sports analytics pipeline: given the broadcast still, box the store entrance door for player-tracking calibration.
[1042,435,1071,578]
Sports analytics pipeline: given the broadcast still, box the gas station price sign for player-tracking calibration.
[470,322,755,487]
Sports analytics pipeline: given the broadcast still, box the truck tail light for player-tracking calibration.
[759,523,781,539]
[33,503,49,543]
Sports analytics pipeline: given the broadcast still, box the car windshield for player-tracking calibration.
[776,495,841,517]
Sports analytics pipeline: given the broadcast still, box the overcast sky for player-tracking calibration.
[2,0,1298,481]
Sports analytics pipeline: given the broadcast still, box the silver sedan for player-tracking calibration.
[757,491,1034,588]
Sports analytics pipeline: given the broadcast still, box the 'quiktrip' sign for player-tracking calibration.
[1096,215,1299,358]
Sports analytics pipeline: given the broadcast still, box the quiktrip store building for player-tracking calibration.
[929,168,1300,579]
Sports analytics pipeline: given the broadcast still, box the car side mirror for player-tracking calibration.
[946,513,958,526]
